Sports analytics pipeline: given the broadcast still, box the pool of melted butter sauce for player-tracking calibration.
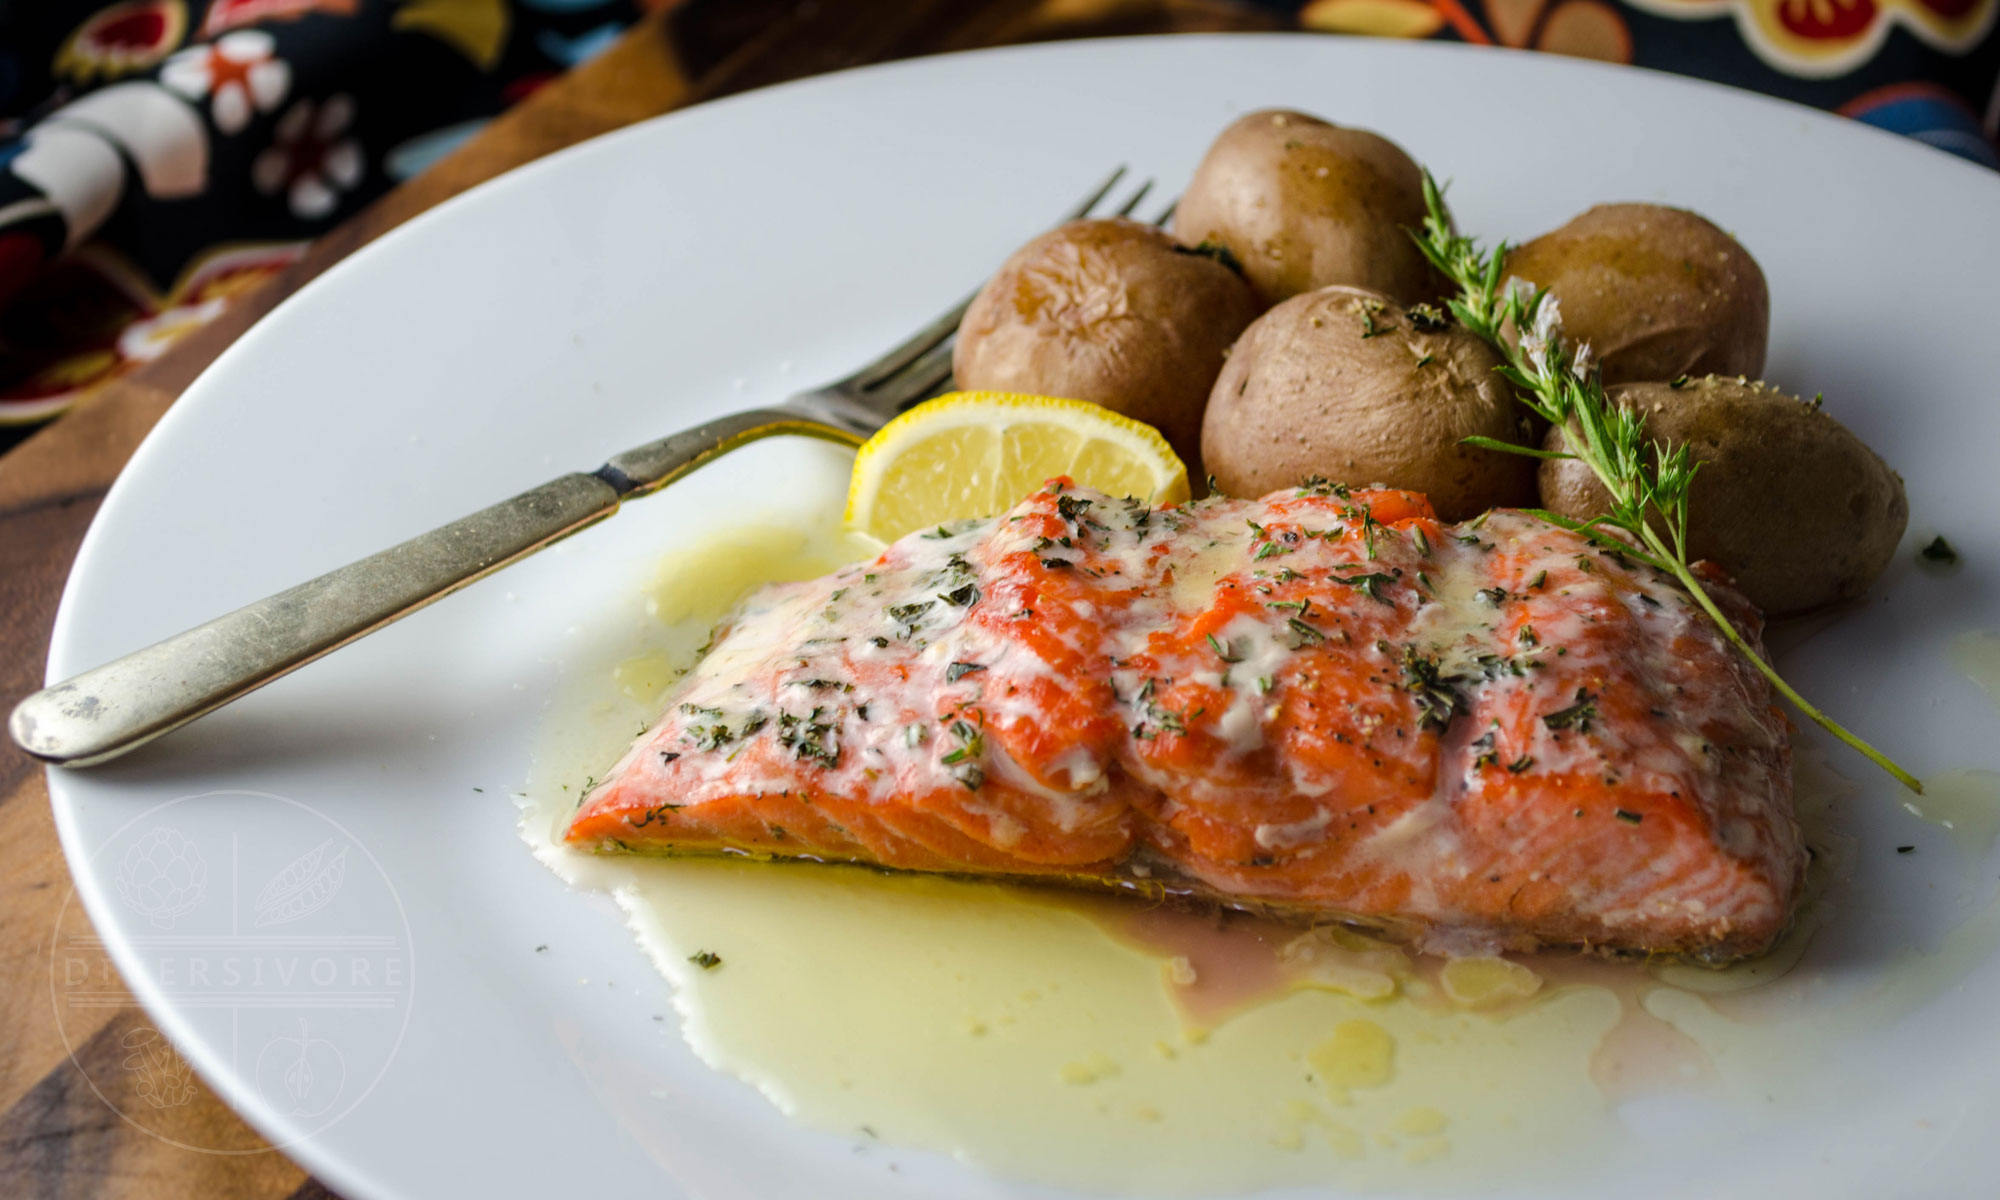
[519,517,2000,1197]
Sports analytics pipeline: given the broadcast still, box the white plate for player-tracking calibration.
[42,34,2000,1200]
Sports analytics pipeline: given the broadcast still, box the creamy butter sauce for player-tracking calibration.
[1905,769,2000,856]
[1951,629,2000,707]
[522,517,2000,1195]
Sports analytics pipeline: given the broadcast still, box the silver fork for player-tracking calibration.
[12,168,1161,768]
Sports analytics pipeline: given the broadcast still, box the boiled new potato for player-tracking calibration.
[952,217,1259,467]
[1202,286,1538,520]
[1173,109,1437,307]
[1539,376,1906,616]
[1504,204,1768,385]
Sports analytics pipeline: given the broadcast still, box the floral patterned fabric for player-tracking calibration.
[1267,0,2000,166]
[0,0,660,423]
[0,0,1992,424]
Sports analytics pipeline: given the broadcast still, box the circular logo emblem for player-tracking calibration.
[50,790,414,1153]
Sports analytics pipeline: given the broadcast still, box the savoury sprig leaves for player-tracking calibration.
[1409,172,1919,794]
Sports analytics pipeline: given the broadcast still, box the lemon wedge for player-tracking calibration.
[845,391,1190,543]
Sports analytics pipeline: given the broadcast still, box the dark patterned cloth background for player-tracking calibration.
[0,0,664,424]
[0,0,1994,425]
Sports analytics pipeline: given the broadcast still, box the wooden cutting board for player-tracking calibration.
[0,2,1279,1196]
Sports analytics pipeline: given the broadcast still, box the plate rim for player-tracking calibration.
[41,31,2000,1200]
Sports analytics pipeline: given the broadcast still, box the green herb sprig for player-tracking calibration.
[1409,172,1919,793]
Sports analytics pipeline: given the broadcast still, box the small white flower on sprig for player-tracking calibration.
[252,94,364,221]
[1518,293,1563,379]
[160,30,290,136]
[1569,341,1596,382]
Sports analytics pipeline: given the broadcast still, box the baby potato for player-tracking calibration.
[1202,286,1539,520]
[1539,376,1907,616]
[1504,204,1768,385]
[952,217,1259,467]
[1173,109,1438,308]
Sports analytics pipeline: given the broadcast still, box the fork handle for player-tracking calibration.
[11,408,857,767]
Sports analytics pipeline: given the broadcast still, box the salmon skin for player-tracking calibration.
[568,479,1802,961]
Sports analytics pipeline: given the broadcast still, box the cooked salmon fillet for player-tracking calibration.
[568,479,1802,960]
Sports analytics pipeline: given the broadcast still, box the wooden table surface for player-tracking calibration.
[0,1,1282,1196]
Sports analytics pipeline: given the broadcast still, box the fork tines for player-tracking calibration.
[832,167,1175,413]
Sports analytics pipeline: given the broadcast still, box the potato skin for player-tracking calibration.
[1173,109,1437,308]
[1203,286,1539,520]
[953,217,1259,467]
[1504,204,1768,385]
[1539,376,1907,616]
